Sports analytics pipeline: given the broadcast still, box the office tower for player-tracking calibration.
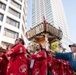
[0,0,27,49]
[32,0,70,38]
[32,0,72,51]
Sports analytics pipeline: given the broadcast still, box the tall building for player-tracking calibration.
[32,0,72,51]
[0,0,27,49]
[32,0,70,38]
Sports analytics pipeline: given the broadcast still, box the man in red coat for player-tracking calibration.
[0,53,8,75]
[31,44,47,75]
[5,38,30,75]
[47,50,73,75]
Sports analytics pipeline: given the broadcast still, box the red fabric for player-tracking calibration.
[47,56,73,75]
[47,56,53,71]
[5,44,30,75]
[32,50,47,75]
[0,53,8,75]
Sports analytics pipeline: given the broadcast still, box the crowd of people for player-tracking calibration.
[0,38,76,75]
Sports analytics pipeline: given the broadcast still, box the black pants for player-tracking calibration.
[48,70,52,75]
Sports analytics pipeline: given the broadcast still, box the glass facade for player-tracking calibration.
[45,0,54,26]
[32,0,71,51]
[61,36,72,52]
[32,0,54,27]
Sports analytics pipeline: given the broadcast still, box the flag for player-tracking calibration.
[43,16,46,31]
[43,16,46,23]
[30,27,32,30]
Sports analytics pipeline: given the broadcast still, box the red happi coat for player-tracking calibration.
[47,55,73,75]
[32,50,47,75]
[0,53,8,75]
[47,55,53,72]
[5,44,30,75]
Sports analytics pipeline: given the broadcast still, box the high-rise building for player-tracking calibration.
[32,0,72,51]
[32,0,70,38]
[0,0,27,49]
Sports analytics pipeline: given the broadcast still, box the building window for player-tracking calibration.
[4,28,19,39]
[0,13,4,21]
[11,0,21,10]
[9,7,21,18]
[0,2,6,10]
[0,26,1,31]
[19,0,22,2]
[6,17,20,28]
